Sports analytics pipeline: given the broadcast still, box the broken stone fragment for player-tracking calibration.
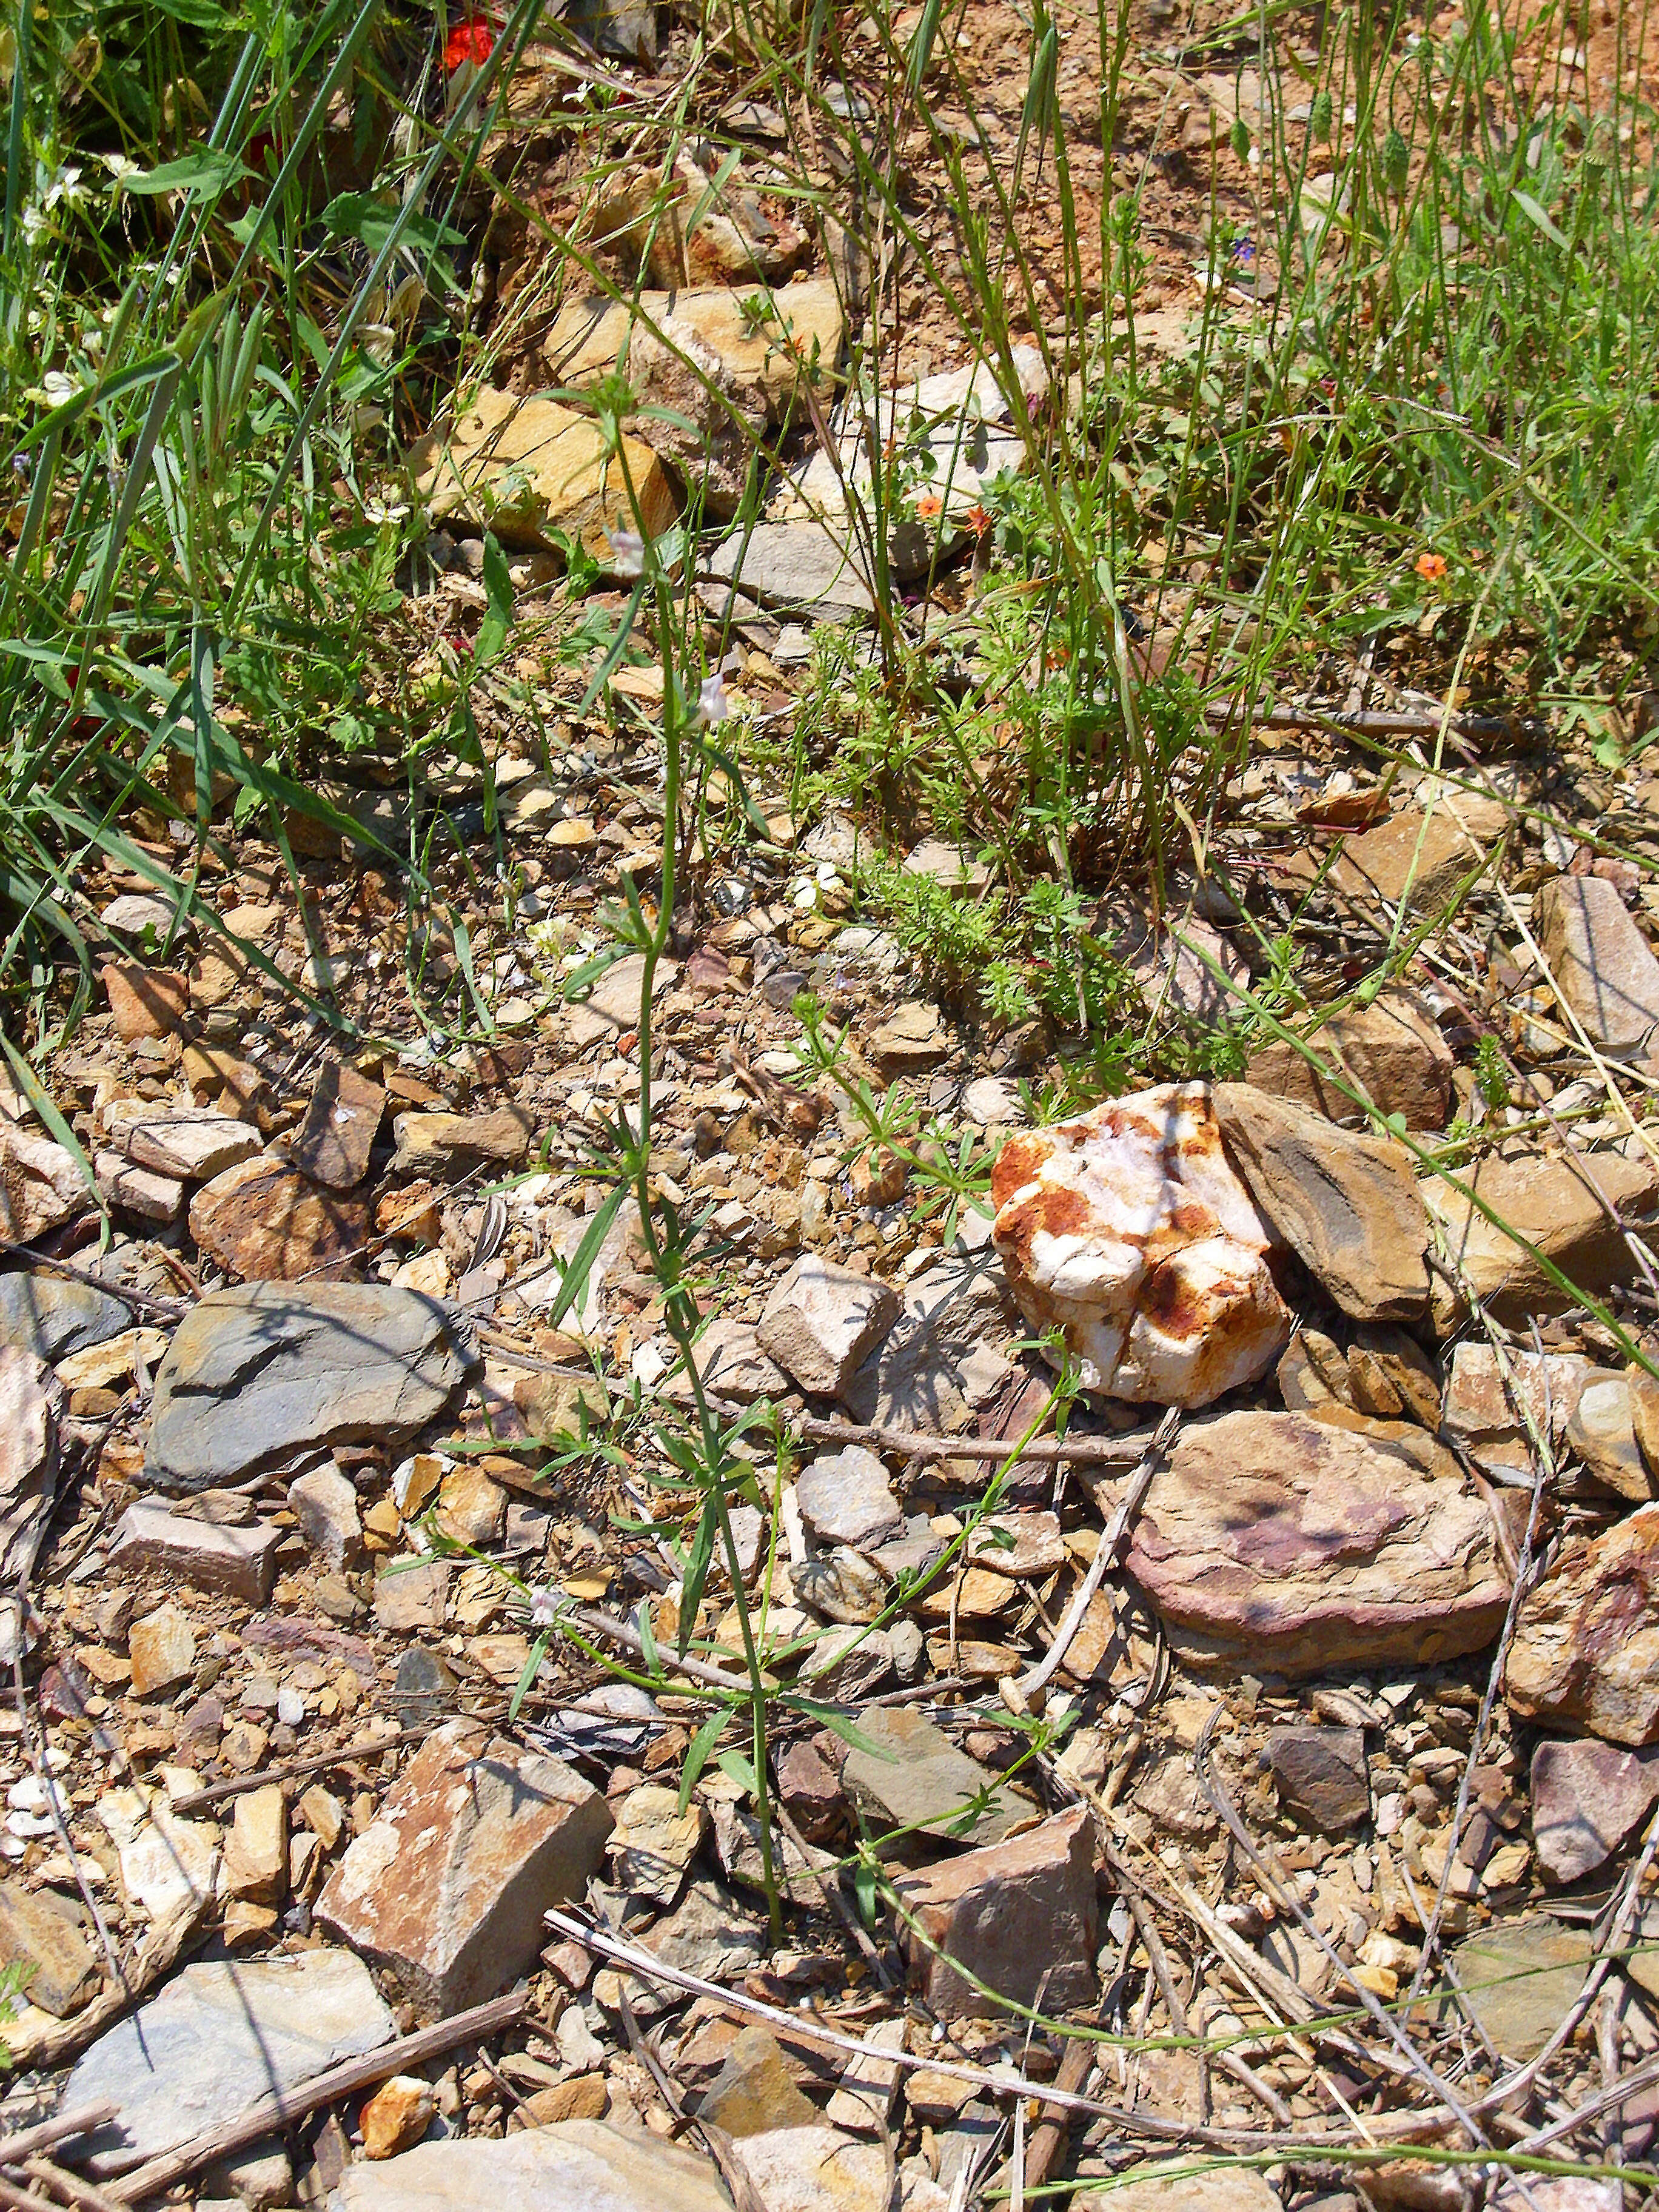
[1447,1917,1592,2063]
[290,1061,384,1191]
[65,1950,394,2173]
[101,960,190,1042]
[1215,1081,1430,1322]
[223,1785,287,1906]
[867,1000,951,1077]
[1537,873,1659,1056]
[0,1121,92,1242]
[1315,793,1510,918]
[360,2076,437,2160]
[146,1283,475,1490]
[0,1270,130,1363]
[330,2122,731,2212]
[1532,1737,1659,1883]
[112,1503,280,1606]
[315,1720,612,2019]
[1418,1147,1659,1332]
[390,1105,537,1179]
[1127,1409,1510,1675]
[188,1158,369,1283]
[1441,1342,1592,1467]
[127,1598,196,1697]
[607,1782,706,1906]
[843,1249,1013,1435]
[729,2125,891,2212]
[758,1256,900,1399]
[695,2023,819,2136]
[991,1081,1290,1405]
[1267,1726,1370,1832]
[794,1445,903,1550]
[1245,987,1454,1128]
[105,1102,261,1183]
[408,387,676,558]
[1506,1504,1659,1744]
[894,1803,1098,2017]
[0,1880,95,2016]
[287,1466,364,1567]
[1093,2166,1281,2212]
[1566,1373,1655,1500]
[702,516,876,615]
[840,1705,1027,1848]
[677,1316,789,1403]
[96,1150,184,1222]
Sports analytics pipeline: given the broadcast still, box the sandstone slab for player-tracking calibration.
[1245,988,1453,1128]
[991,1081,1289,1404]
[329,2122,730,2212]
[1216,1082,1429,1321]
[315,1720,612,2019]
[1447,1917,1591,2062]
[1127,1409,1510,1675]
[146,1284,474,1490]
[127,1598,196,1697]
[390,1107,536,1180]
[1419,1148,1659,1330]
[1507,1504,1659,1744]
[843,1250,1013,1435]
[409,387,676,558]
[189,1158,368,1282]
[66,1950,392,2173]
[759,1256,900,1399]
[545,280,843,421]
[1537,873,1659,1056]
[112,1503,280,1605]
[0,1122,90,1241]
[894,1803,1098,2017]
[1324,794,1509,916]
[107,1102,261,1182]
[102,960,190,1041]
[1532,1737,1659,1883]
[695,2024,819,2136]
[703,517,876,615]
[1089,2168,1280,2212]
[729,2124,891,2212]
[1566,1373,1655,1500]
[0,1880,95,2016]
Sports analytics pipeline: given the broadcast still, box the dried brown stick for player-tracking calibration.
[0,2114,118,2171]
[1021,2034,1094,2199]
[104,1991,526,2201]
[0,2175,51,2212]
[19,2162,127,2212]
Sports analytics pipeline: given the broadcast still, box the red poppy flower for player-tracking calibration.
[444,14,494,70]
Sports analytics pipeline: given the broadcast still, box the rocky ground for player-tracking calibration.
[4,4,1659,2212]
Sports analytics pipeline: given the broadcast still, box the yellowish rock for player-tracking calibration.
[409,389,675,557]
[360,2074,437,2159]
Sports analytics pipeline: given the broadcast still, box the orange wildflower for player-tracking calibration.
[1415,551,1448,581]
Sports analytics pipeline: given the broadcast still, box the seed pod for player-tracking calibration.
[1230,115,1252,162]
[1310,87,1334,142]
[1382,126,1410,192]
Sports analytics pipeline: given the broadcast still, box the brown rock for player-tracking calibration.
[1418,1148,1659,1332]
[1324,794,1509,916]
[0,1881,95,2016]
[0,1122,90,1242]
[109,1103,261,1183]
[409,388,675,558]
[1127,1409,1510,1675]
[777,1740,844,1844]
[894,1803,1098,2018]
[189,1159,368,1282]
[1537,873,1659,1056]
[1442,1342,1594,1464]
[695,2024,819,2136]
[315,1720,612,2019]
[127,1599,196,1697]
[1245,988,1454,1128]
[544,280,843,421]
[112,1503,279,1604]
[1507,1504,1659,1744]
[390,1107,537,1180]
[1632,1369,1659,1474]
[1267,1726,1370,1832]
[360,2076,437,2159]
[95,1150,184,1222]
[521,2076,608,2125]
[1088,2165,1280,2212]
[1215,1082,1430,1321]
[1532,1738,1659,1883]
[224,1785,286,1905]
[292,1062,385,1190]
[1567,1374,1655,1501]
[991,1082,1290,1404]
[1346,1322,1443,1427]
[102,962,190,1042]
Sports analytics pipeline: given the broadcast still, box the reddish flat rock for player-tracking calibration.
[1507,1504,1659,1746]
[316,1720,612,2019]
[1126,1409,1510,1675]
[894,1803,1098,2017]
[189,1159,368,1282]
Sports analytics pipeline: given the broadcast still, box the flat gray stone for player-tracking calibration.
[68,1950,393,2173]
[330,2122,731,2212]
[758,1258,899,1401]
[840,1706,1027,1848]
[704,519,875,614]
[146,1284,475,1491]
[1446,1917,1592,2062]
[0,1271,131,1362]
